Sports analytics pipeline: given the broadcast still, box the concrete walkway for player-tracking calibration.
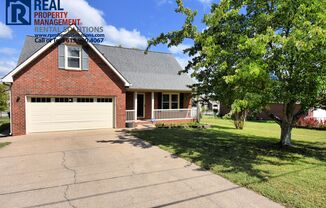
[0,129,283,208]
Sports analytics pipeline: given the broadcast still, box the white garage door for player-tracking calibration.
[26,97,114,133]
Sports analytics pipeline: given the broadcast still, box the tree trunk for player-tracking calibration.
[279,102,296,147]
[233,110,248,129]
[280,122,292,146]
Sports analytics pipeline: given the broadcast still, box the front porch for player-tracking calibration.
[125,91,197,125]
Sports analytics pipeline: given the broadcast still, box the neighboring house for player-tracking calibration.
[1,25,195,136]
[201,100,220,115]
[255,103,302,120]
[307,108,326,122]
[0,112,9,118]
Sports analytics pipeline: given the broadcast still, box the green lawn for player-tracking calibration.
[132,117,326,208]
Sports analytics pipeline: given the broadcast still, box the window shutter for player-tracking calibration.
[81,47,89,70]
[58,43,65,69]
[158,93,162,109]
[180,93,184,108]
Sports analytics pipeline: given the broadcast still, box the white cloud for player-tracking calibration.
[103,26,147,48]
[0,22,13,39]
[157,0,173,5]
[0,48,17,56]
[168,44,191,54]
[61,0,147,49]
[0,60,16,75]
[198,0,213,4]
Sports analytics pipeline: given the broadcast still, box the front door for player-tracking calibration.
[137,94,145,118]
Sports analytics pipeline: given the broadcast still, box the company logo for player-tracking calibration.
[6,0,31,25]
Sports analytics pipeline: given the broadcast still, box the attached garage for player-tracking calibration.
[26,97,115,133]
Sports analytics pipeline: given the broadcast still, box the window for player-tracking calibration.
[162,94,179,109]
[171,94,178,109]
[97,98,112,103]
[55,98,73,103]
[162,94,170,109]
[77,98,94,103]
[66,45,81,69]
[31,97,51,103]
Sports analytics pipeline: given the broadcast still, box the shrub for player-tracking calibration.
[155,122,210,129]
[296,117,326,130]
[222,113,232,120]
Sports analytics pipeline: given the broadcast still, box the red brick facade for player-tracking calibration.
[183,93,192,109]
[11,39,194,135]
[11,42,126,135]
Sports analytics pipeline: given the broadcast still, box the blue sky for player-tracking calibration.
[0,0,215,76]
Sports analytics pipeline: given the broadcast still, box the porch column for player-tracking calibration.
[134,92,137,121]
[151,92,155,120]
[196,91,201,122]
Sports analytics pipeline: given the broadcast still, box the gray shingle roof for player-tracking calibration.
[18,36,194,91]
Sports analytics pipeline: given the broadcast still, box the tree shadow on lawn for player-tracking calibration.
[131,128,326,183]
[210,124,236,130]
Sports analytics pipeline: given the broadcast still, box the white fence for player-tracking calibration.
[154,108,195,121]
[126,110,135,122]
[126,108,197,122]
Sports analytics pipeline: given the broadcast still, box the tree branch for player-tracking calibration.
[293,109,307,122]
[269,113,282,125]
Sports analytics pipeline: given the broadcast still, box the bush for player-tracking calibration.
[155,122,210,129]
[296,117,326,130]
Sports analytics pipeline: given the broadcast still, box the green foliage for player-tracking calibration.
[146,0,198,52]
[147,0,326,142]
[0,84,8,112]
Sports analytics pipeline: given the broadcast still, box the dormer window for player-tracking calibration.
[65,45,81,70]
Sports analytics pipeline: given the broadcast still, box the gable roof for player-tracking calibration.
[2,26,194,91]
[2,25,130,86]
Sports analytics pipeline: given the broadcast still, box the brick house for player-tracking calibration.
[2,25,195,136]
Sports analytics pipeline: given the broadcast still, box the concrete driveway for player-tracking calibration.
[0,129,283,208]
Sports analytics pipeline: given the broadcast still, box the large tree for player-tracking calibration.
[147,0,326,146]
[0,84,8,112]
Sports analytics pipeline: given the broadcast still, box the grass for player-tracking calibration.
[132,117,326,208]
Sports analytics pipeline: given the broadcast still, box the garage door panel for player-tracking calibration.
[27,97,114,133]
